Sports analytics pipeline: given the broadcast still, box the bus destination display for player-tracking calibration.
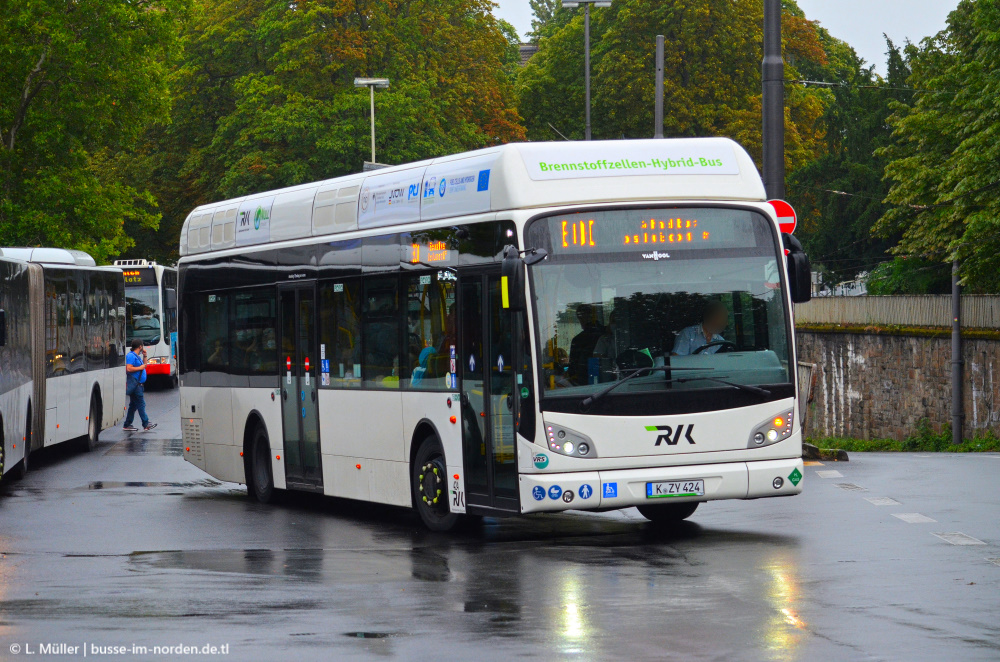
[536,209,760,255]
[122,268,157,286]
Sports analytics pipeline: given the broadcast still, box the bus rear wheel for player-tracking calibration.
[246,425,275,504]
[637,502,699,523]
[412,436,459,532]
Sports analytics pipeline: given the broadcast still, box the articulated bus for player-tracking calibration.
[0,255,33,482]
[0,248,127,478]
[114,260,179,387]
[177,138,812,530]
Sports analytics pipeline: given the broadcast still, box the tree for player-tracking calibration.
[121,0,526,263]
[877,0,1000,292]
[787,38,911,286]
[517,0,831,172]
[0,0,188,263]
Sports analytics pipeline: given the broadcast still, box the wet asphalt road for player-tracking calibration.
[0,387,998,662]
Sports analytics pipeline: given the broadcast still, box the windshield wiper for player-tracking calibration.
[668,376,772,398]
[579,366,708,411]
[579,369,771,411]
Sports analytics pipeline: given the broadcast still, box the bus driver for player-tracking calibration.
[672,300,729,356]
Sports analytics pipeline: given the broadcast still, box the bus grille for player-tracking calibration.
[182,418,204,464]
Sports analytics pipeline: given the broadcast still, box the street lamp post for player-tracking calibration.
[762,0,784,199]
[354,77,390,164]
[562,1,611,140]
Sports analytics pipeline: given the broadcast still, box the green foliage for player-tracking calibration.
[865,256,952,295]
[808,419,1000,452]
[517,0,831,172]
[122,0,526,263]
[0,0,189,263]
[787,40,911,284]
[877,0,1000,292]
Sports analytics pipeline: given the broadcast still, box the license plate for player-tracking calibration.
[646,480,705,499]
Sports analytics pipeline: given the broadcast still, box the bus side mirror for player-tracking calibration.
[0,309,6,347]
[501,245,525,311]
[782,233,812,303]
[164,288,177,310]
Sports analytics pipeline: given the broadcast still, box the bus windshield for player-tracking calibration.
[126,286,162,346]
[526,207,791,405]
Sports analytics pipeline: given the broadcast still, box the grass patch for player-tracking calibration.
[808,419,1000,453]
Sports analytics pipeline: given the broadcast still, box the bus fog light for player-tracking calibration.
[772,477,784,489]
[578,443,590,455]
[766,429,779,442]
[754,432,765,445]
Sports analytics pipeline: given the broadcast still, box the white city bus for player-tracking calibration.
[114,260,179,387]
[0,247,127,477]
[0,254,33,482]
[177,138,812,530]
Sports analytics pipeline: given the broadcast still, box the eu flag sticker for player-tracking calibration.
[477,169,491,192]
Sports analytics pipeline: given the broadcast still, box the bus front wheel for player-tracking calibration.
[637,502,699,523]
[247,426,275,504]
[412,436,459,532]
[83,396,101,452]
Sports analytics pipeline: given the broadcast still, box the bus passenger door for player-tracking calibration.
[460,272,519,513]
[278,285,323,490]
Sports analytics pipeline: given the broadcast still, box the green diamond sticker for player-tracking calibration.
[788,468,803,486]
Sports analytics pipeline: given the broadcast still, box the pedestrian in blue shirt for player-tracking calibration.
[123,339,157,432]
[672,301,730,356]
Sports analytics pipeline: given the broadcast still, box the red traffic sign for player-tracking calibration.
[767,199,797,234]
[304,357,310,371]
[286,356,292,370]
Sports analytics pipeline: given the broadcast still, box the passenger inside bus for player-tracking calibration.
[567,304,605,385]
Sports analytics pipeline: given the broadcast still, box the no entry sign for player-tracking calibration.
[768,199,797,234]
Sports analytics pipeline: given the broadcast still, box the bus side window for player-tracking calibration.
[362,277,399,389]
[198,293,230,382]
[232,289,276,379]
[319,280,361,388]
[404,274,456,390]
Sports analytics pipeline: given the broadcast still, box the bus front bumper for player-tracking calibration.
[518,458,804,514]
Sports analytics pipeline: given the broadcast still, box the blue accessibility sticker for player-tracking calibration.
[532,486,546,501]
[579,484,593,500]
[603,482,618,498]
[548,485,563,500]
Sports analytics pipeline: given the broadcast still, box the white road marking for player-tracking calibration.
[933,532,986,546]
[836,483,867,492]
[865,497,901,506]
[987,558,1000,566]
[816,470,843,478]
[892,513,937,524]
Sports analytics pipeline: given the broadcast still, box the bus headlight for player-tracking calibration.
[748,409,794,449]
[146,357,168,364]
[543,422,596,458]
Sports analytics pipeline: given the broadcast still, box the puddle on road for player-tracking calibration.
[84,479,221,491]
[103,438,184,457]
[128,546,457,586]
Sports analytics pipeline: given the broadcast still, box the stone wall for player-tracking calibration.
[797,331,1000,440]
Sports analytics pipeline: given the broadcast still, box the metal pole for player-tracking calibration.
[952,261,963,444]
[584,2,591,140]
[655,35,664,139]
[369,85,376,164]
[762,0,784,199]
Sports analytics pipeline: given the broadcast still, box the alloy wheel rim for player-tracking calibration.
[418,457,446,514]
